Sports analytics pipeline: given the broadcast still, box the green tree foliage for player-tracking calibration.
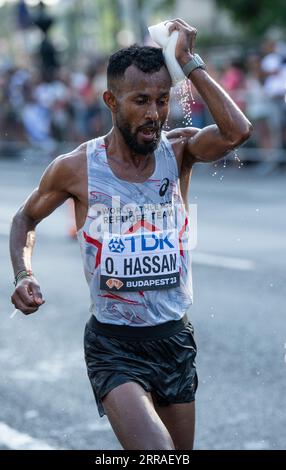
[215,0,286,36]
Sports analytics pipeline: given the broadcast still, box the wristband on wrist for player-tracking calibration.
[14,269,33,286]
[182,53,206,77]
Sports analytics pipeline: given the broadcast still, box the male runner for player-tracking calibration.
[10,19,252,450]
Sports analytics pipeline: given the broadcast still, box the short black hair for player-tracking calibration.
[107,44,165,89]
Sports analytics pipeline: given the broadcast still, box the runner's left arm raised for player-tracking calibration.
[168,19,252,164]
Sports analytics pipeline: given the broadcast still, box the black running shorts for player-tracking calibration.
[84,314,198,417]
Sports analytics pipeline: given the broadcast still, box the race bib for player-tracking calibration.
[100,230,180,291]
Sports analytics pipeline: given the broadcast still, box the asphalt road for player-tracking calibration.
[0,155,285,450]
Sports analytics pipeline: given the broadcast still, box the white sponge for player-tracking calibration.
[148,21,186,86]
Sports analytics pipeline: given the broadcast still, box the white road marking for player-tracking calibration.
[24,410,39,420]
[87,421,112,431]
[193,252,255,271]
[9,351,84,383]
[0,422,56,450]
[243,440,269,450]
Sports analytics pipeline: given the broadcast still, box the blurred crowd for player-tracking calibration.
[196,36,286,163]
[0,58,111,156]
[1,35,286,162]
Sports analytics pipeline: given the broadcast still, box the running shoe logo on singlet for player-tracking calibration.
[159,178,170,196]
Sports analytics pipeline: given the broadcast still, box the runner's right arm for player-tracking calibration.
[10,155,73,315]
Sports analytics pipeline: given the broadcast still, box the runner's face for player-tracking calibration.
[115,65,171,155]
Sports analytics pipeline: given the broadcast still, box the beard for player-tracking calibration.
[116,113,163,155]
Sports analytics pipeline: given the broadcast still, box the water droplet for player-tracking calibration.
[256,208,259,212]
[163,115,170,130]
[174,79,194,127]
[233,148,244,168]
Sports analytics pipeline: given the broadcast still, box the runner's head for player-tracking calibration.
[104,45,171,155]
